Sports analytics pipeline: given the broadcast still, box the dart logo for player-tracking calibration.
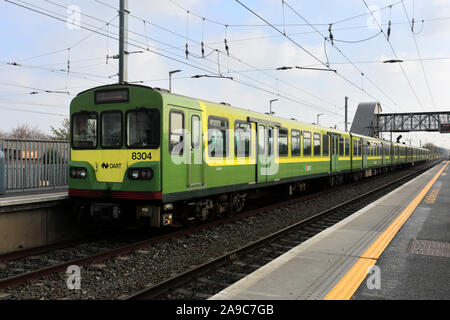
[101,162,121,169]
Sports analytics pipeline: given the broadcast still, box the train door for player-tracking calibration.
[256,124,276,183]
[187,111,204,187]
[257,124,267,183]
[362,140,368,168]
[330,135,338,172]
[267,126,276,182]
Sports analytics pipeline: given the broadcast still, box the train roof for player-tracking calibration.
[75,84,428,150]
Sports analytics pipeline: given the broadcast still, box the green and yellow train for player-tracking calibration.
[69,84,432,227]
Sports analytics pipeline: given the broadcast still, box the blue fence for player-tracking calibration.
[0,138,69,194]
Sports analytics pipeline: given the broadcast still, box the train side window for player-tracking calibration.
[291,130,301,156]
[191,115,201,149]
[353,140,358,156]
[235,121,251,157]
[339,138,344,156]
[358,140,362,156]
[208,117,228,157]
[169,110,184,155]
[313,133,321,156]
[278,127,288,157]
[345,138,350,157]
[303,131,311,156]
[322,134,329,156]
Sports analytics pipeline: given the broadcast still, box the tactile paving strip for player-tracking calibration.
[408,239,450,258]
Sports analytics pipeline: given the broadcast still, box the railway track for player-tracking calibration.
[0,175,350,291]
[0,161,440,299]
[126,161,439,300]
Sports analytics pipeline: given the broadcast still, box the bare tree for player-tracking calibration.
[7,124,49,140]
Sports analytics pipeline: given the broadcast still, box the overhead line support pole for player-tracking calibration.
[345,96,348,132]
[119,0,129,84]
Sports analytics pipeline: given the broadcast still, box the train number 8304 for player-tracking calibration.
[131,152,152,160]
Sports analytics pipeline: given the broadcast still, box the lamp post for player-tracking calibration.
[316,113,324,126]
[169,69,181,92]
[269,99,278,115]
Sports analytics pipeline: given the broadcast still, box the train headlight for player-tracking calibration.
[70,167,87,179]
[128,168,153,181]
[129,169,140,180]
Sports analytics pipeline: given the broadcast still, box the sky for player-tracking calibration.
[0,0,449,150]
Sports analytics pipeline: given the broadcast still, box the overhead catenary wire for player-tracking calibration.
[235,0,396,112]
[280,0,398,110]
[89,0,345,113]
[4,0,344,118]
[400,0,436,107]
[362,0,424,110]
[116,0,350,112]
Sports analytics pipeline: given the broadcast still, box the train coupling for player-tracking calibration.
[90,203,121,220]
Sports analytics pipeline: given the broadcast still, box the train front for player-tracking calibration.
[68,85,171,227]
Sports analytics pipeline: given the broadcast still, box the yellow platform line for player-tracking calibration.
[324,161,449,300]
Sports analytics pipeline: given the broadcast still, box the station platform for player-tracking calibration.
[211,161,449,300]
[0,188,73,255]
[0,188,67,207]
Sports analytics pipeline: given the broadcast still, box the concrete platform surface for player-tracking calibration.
[210,162,449,300]
[0,189,68,207]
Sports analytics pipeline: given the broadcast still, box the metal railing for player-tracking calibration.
[0,138,69,193]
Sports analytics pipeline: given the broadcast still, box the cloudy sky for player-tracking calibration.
[0,0,449,149]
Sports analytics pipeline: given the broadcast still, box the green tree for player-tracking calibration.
[50,118,70,141]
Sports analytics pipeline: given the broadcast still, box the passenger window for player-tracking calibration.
[303,131,311,156]
[191,116,201,149]
[345,138,350,156]
[322,134,329,157]
[278,128,288,157]
[313,133,321,156]
[208,117,228,157]
[235,121,251,157]
[358,140,362,156]
[291,130,301,156]
[258,125,265,155]
[339,138,344,156]
[268,127,274,156]
[353,140,357,156]
[169,111,184,155]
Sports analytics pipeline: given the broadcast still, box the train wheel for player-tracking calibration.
[231,192,246,213]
